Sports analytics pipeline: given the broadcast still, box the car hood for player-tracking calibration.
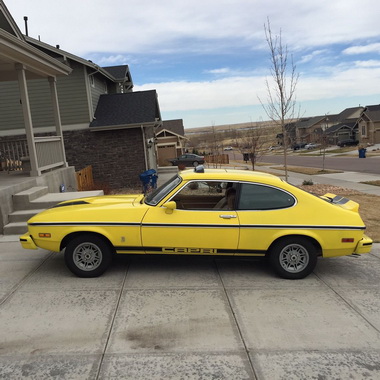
[27,193,147,224]
[52,193,145,208]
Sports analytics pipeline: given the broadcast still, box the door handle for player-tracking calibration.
[219,214,237,219]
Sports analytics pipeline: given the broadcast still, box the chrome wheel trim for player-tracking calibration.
[279,243,309,273]
[73,242,103,271]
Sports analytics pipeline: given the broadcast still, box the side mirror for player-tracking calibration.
[163,201,176,214]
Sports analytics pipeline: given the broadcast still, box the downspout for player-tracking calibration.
[141,125,149,170]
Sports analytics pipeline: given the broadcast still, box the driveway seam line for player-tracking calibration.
[0,250,54,306]
[95,261,130,379]
[214,259,258,380]
[314,272,380,334]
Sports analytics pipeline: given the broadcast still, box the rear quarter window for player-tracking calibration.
[238,183,296,210]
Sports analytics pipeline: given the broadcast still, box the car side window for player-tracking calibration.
[238,183,295,210]
[171,181,234,210]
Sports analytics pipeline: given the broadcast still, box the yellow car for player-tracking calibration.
[20,168,372,279]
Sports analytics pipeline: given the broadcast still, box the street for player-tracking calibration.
[224,150,380,175]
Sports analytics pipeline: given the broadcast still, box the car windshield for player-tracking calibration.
[145,175,182,206]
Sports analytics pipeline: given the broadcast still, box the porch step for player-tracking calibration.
[3,222,28,235]
[13,189,103,211]
[4,189,104,235]
[8,209,45,223]
[12,186,49,210]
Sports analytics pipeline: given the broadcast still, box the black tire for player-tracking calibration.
[269,237,318,279]
[64,234,112,278]
[193,161,199,167]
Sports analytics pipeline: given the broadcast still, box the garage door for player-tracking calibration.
[157,145,177,166]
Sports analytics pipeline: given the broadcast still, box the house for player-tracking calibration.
[0,4,162,189]
[0,0,72,177]
[324,121,358,145]
[0,0,76,234]
[357,105,380,145]
[294,116,326,144]
[155,119,187,166]
[323,107,363,144]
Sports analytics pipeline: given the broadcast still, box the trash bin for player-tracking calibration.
[139,169,158,194]
[243,153,249,162]
[358,148,366,158]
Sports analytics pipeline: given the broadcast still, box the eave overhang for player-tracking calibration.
[0,29,72,81]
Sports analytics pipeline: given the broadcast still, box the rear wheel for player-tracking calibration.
[192,161,199,167]
[269,237,318,279]
[64,234,112,277]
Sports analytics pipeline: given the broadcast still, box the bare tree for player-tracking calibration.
[259,19,300,181]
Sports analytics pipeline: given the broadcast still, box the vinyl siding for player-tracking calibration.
[0,60,91,132]
[0,81,24,131]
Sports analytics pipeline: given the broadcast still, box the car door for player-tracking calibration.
[141,180,239,255]
[235,182,296,256]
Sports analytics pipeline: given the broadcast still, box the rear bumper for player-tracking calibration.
[354,234,373,254]
[20,234,38,250]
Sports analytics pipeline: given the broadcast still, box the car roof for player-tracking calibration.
[178,168,284,185]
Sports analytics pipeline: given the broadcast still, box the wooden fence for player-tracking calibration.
[205,154,229,165]
[76,165,94,191]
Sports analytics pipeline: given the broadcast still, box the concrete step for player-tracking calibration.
[4,190,104,235]
[12,186,49,210]
[8,209,45,223]
[13,190,104,210]
[3,222,28,235]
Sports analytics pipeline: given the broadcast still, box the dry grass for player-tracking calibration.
[361,180,380,187]
[270,166,342,175]
[300,184,380,243]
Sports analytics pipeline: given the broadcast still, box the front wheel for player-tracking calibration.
[269,237,318,279]
[64,234,113,277]
[192,161,199,167]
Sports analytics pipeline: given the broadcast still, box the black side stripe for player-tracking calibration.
[29,222,365,231]
[29,222,140,227]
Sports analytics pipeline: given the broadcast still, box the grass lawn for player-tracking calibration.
[268,165,342,175]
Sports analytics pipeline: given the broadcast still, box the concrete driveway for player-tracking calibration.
[1,237,380,379]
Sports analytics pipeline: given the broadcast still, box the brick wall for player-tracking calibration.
[63,128,146,190]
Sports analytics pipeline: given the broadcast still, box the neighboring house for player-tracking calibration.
[155,119,187,166]
[294,116,326,143]
[357,105,380,145]
[0,4,162,188]
[324,121,358,145]
[323,107,364,145]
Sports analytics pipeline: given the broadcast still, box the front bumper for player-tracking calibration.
[20,234,38,250]
[354,234,373,254]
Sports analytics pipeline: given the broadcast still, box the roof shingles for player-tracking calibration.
[90,90,161,129]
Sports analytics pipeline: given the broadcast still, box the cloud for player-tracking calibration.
[135,64,380,112]
[298,50,328,64]
[354,60,380,67]
[204,68,231,75]
[8,0,380,56]
[343,43,380,55]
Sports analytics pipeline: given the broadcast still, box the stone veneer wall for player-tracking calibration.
[63,128,146,190]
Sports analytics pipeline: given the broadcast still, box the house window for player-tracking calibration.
[104,81,108,94]
[89,75,95,87]
[361,125,367,137]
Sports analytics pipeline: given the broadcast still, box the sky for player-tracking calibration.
[6,0,380,128]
